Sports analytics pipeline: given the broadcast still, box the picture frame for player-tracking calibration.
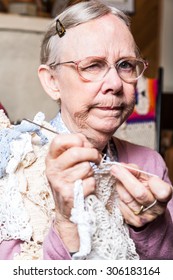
[103,0,135,14]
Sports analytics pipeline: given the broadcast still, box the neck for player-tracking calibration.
[83,131,112,152]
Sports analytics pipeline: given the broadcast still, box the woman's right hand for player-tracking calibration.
[45,133,101,252]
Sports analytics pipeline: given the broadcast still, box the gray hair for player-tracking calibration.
[40,0,131,65]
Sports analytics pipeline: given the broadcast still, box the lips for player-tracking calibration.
[96,106,123,111]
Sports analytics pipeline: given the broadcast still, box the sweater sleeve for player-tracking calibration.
[0,239,21,260]
[129,209,173,259]
[0,226,72,260]
[43,224,72,260]
[43,140,173,260]
[115,138,173,259]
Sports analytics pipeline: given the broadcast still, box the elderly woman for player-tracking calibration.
[0,0,173,260]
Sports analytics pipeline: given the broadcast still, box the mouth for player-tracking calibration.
[96,106,123,111]
[95,103,125,111]
[91,105,125,119]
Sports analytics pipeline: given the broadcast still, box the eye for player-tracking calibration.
[79,59,106,73]
[118,60,136,71]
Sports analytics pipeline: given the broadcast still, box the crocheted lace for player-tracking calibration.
[53,113,138,260]
[71,165,138,260]
[0,112,55,259]
[0,111,138,259]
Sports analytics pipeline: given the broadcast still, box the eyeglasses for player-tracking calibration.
[49,56,148,83]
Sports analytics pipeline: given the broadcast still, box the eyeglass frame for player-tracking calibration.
[49,56,148,83]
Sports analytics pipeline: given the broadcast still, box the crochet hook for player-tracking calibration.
[23,119,158,177]
[23,118,59,135]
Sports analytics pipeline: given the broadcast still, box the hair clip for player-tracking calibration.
[56,19,66,38]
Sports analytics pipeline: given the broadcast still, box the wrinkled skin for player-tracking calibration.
[39,14,172,252]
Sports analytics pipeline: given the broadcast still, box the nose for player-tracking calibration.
[101,65,123,94]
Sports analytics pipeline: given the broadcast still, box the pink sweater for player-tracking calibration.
[1,138,173,260]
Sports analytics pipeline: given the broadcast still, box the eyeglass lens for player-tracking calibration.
[77,57,146,82]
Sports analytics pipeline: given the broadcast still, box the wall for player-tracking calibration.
[0,13,58,122]
[160,0,173,92]
[130,0,173,92]
[131,0,161,78]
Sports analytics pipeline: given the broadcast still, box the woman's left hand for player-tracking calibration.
[110,163,173,228]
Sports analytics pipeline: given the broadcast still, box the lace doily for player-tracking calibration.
[71,165,138,260]
[0,110,10,129]
[0,113,55,259]
[0,112,138,259]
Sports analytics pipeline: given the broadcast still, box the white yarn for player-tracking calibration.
[71,164,139,260]
[0,173,32,242]
[6,133,33,174]
[0,112,138,259]
[70,179,94,259]
[0,132,34,243]
[0,112,53,246]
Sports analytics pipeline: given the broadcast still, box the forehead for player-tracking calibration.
[60,14,136,59]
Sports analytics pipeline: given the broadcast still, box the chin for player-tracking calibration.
[99,119,121,133]
[94,124,118,135]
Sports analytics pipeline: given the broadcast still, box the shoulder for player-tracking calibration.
[113,137,170,183]
[114,136,160,157]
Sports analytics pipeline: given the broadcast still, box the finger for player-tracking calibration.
[110,164,155,205]
[148,176,173,203]
[83,176,96,197]
[53,161,94,183]
[54,146,102,170]
[48,133,93,159]
[53,176,96,201]
[116,181,142,212]
[116,180,134,203]
[117,162,155,180]
[117,179,166,219]
[52,176,96,218]
[118,200,157,227]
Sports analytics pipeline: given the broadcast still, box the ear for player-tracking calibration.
[38,65,60,101]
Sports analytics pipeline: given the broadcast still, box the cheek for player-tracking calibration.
[60,80,100,110]
[124,85,136,117]
[58,67,102,104]
[124,83,136,103]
